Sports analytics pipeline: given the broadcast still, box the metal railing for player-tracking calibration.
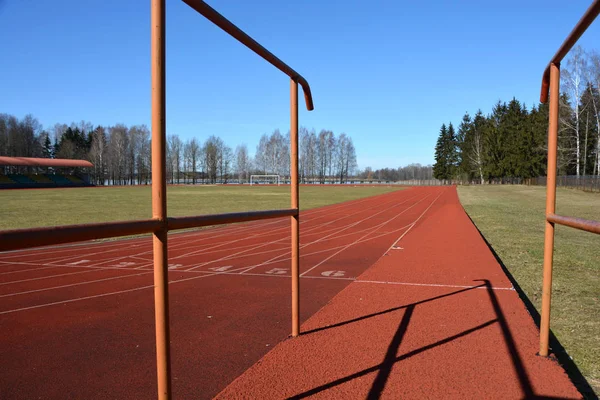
[538,0,600,358]
[0,1,313,398]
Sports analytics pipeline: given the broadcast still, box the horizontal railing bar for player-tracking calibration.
[540,0,600,103]
[168,208,298,231]
[0,219,163,253]
[0,209,299,253]
[181,0,314,111]
[547,213,600,235]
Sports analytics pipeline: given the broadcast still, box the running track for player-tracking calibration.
[0,186,443,399]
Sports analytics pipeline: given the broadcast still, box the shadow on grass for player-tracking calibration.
[466,213,597,400]
[290,279,582,400]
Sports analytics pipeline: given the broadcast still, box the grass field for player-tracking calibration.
[0,185,402,230]
[458,185,600,393]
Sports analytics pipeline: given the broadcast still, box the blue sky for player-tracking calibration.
[1,0,599,169]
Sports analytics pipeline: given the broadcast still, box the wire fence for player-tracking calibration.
[457,175,600,193]
[525,175,600,193]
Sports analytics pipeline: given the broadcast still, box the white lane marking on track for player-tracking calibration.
[54,191,390,267]
[237,193,424,275]
[207,266,234,272]
[354,279,515,291]
[0,190,404,266]
[203,271,513,291]
[0,223,408,279]
[321,270,345,277]
[112,262,135,268]
[60,190,412,270]
[299,193,433,277]
[39,244,151,267]
[0,271,153,298]
[0,269,100,286]
[0,266,247,315]
[68,260,90,265]
[181,194,409,272]
[0,190,413,283]
[229,223,414,271]
[186,204,414,273]
[381,188,446,256]
[0,265,62,275]
[0,238,146,259]
[265,268,287,275]
[24,242,150,265]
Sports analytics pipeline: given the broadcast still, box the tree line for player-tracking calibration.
[358,164,433,181]
[433,45,600,182]
[0,114,364,185]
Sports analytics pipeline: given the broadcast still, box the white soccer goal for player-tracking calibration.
[250,174,281,186]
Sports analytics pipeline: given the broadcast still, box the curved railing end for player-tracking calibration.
[297,76,314,111]
[540,65,550,104]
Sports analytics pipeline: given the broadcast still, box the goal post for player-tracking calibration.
[250,174,281,186]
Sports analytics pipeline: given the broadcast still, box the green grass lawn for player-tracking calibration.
[0,185,402,230]
[458,185,600,394]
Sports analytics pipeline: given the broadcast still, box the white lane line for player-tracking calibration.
[354,279,515,291]
[81,191,392,265]
[0,189,408,263]
[215,219,411,273]
[383,188,446,255]
[0,223,407,278]
[0,266,249,315]
[35,189,411,268]
[175,193,408,269]
[186,211,409,273]
[237,193,424,275]
[55,202,350,270]
[0,271,153,298]
[182,195,406,272]
[0,269,101,286]
[299,193,432,277]
[0,265,62,275]
[224,223,414,272]
[0,237,146,259]
[0,189,410,274]
[209,271,513,291]
[41,243,152,266]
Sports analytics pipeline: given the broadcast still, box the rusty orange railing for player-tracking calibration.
[538,0,600,357]
[0,1,313,398]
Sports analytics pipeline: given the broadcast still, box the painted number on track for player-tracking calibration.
[114,262,136,267]
[266,268,287,275]
[321,270,345,277]
[208,266,233,272]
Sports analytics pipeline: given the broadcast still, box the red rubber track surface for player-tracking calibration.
[216,187,581,399]
[0,187,437,399]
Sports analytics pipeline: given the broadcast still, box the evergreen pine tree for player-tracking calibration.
[446,122,458,179]
[433,124,449,180]
[42,133,53,158]
[484,101,508,179]
[457,113,473,180]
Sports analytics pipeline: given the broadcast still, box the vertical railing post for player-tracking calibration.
[290,78,300,337]
[151,0,172,397]
[540,62,560,357]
